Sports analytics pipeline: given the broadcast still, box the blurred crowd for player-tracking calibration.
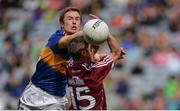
[0,0,179,110]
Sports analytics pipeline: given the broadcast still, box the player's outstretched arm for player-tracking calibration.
[107,33,125,61]
[60,31,83,47]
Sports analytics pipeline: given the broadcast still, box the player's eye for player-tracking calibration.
[66,16,73,20]
[75,17,80,21]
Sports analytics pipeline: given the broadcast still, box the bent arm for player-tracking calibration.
[59,31,83,47]
[107,33,124,61]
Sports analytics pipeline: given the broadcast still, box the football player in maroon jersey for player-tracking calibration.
[66,32,125,110]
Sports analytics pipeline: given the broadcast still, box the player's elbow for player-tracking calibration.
[116,48,122,59]
[116,47,126,59]
[112,48,121,60]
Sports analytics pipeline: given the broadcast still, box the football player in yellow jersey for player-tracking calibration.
[18,7,83,110]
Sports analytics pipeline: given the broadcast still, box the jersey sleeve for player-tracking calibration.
[90,55,114,84]
[58,36,66,48]
[47,34,66,53]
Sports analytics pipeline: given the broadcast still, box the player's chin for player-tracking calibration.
[69,29,79,34]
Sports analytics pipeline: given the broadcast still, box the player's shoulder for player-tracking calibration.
[47,29,66,48]
[92,55,113,68]
[97,54,113,62]
[48,29,65,40]
[94,54,111,61]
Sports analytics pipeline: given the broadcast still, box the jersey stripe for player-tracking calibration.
[40,47,69,74]
[93,59,113,68]
[93,56,112,66]
[92,56,113,68]
[82,63,91,71]
[81,56,113,71]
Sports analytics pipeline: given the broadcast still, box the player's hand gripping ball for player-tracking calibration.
[83,19,109,46]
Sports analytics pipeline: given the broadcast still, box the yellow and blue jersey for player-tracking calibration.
[31,29,70,97]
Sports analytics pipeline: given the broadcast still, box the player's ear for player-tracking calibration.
[81,50,87,57]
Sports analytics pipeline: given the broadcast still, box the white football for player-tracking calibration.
[83,19,109,46]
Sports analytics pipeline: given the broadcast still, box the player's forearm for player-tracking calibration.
[107,33,121,58]
[64,31,83,46]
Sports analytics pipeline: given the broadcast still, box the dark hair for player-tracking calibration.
[68,37,87,60]
[59,7,82,28]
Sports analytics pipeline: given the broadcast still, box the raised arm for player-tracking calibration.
[107,33,125,61]
[94,33,125,62]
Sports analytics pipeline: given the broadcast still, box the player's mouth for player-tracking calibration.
[71,26,77,30]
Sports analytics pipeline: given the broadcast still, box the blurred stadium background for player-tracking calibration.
[0,0,180,110]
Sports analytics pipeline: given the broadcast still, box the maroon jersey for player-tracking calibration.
[66,55,114,110]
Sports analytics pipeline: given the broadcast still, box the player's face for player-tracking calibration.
[63,11,81,35]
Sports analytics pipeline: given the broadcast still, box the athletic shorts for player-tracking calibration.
[18,82,68,110]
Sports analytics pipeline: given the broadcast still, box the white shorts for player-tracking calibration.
[18,82,68,110]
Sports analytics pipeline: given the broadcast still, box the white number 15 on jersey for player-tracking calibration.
[69,86,96,110]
